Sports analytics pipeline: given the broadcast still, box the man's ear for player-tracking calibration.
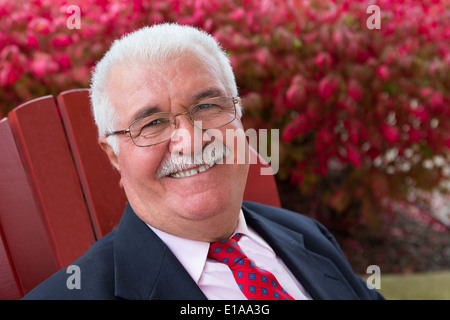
[98,137,120,173]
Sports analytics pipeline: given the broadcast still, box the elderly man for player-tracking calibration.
[24,23,383,300]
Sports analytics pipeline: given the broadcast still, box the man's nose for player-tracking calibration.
[168,114,205,157]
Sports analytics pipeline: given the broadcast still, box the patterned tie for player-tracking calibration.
[208,233,294,300]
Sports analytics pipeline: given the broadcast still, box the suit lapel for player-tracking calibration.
[113,204,206,300]
[243,205,360,300]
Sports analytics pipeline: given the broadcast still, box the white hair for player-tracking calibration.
[90,23,240,154]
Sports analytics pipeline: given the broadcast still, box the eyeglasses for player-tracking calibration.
[106,96,238,147]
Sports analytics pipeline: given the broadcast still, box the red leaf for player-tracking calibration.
[347,79,363,102]
[346,145,361,168]
[285,75,306,108]
[381,123,400,145]
[318,75,339,102]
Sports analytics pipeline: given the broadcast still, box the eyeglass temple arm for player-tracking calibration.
[105,129,129,137]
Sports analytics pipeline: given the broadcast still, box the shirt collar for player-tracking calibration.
[147,209,262,284]
[233,210,273,252]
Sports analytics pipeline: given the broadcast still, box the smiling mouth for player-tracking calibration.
[169,161,217,178]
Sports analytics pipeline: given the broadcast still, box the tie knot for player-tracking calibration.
[208,233,246,267]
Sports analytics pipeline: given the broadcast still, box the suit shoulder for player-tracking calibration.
[242,201,384,300]
[242,201,343,256]
[242,201,320,229]
[23,231,117,300]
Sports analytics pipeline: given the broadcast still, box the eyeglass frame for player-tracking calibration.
[105,96,239,147]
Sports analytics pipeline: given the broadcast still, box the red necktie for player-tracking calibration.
[208,233,294,300]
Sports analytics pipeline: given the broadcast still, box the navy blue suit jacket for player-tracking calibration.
[23,201,383,300]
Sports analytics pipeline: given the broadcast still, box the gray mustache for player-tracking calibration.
[156,140,231,178]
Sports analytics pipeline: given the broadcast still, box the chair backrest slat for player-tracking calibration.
[0,228,23,299]
[244,147,281,208]
[57,89,126,238]
[7,96,95,267]
[0,118,59,294]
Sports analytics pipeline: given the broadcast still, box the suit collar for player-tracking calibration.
[242,203,360,300]
[112,204,206,300]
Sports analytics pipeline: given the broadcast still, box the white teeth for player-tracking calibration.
[170,162,215,178]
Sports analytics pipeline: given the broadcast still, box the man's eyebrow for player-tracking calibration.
[130,89,224,123]
[130,106,161,123]
[191,89,225,103]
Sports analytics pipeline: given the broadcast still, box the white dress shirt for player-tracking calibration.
[148,210,312,300]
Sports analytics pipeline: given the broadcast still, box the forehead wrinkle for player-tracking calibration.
[118,66,172,126]
[106,63,157,125]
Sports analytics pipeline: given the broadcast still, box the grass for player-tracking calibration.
[361,270,450,300]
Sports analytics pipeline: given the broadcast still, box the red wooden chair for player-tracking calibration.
[0,97,96,297]
[56,90,127,239]
[0,89,280,299]
[0,117,56,297]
